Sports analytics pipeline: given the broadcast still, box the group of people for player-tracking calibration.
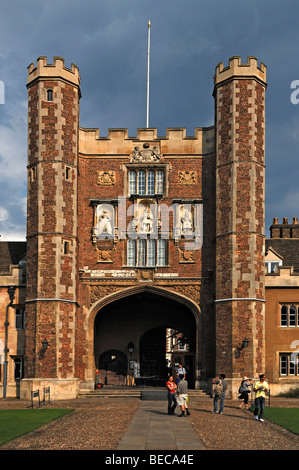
[166,363,190,417]
[212,373,269,422]
[165,365,270,422]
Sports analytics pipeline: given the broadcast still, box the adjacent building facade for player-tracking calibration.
[0,55,297,400]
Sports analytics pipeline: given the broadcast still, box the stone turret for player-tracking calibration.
[214,56,267,386]
[22,57,81,399]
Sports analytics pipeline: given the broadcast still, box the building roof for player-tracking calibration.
[265,238,299,270]
[0,241,26,273]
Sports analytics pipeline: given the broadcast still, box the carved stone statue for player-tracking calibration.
[131,142,161,163]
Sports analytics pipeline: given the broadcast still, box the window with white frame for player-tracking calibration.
[265,260,282,273]
[127,238,167,267]
[128,169,164,196]
[280,304,299,327]
[280,353,299,376]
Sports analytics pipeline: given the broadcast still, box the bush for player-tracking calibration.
[277,386,299,398]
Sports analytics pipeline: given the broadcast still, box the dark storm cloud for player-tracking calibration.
[0,0,299,238]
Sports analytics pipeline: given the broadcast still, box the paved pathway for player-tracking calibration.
[117,400,206,451]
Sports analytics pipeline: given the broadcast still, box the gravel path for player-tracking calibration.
[0,396,298,451]
[189,397,299,451]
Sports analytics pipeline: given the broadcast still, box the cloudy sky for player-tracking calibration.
[0,0,299,240]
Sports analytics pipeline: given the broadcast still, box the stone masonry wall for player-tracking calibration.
[214,60,266,380]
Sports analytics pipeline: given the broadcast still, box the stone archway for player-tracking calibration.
[86,285,201,388]
[97,349,127,385]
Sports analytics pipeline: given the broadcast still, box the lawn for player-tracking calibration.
[263,407,299,435]
[0,409,74,446]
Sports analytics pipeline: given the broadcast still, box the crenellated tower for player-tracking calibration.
[213,57,267,385]
[23,57,80,398]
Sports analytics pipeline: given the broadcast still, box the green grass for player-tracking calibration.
[0,409,74,446]
[249,406,299,435]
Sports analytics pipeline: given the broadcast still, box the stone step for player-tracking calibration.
[77,388,208,399]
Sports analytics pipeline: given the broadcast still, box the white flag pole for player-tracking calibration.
[146,20,151,128]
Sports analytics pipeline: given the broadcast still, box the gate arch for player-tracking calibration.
[86,285,201,384]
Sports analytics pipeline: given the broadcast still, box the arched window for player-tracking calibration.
[127,239,136,266]
[137,239,146,266]
[138,171,145,195]
[281,305,288,327]
[156,170,164,194]
[128,171,136,196]
[47,89,53,101]
[289,305,297,326]
[15,309,24,329]
[147,170,155,195]
[14,357,22,380]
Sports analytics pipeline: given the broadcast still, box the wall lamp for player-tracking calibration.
[39,338,50,359]
[128,342,134,356]
[235,337,249,358]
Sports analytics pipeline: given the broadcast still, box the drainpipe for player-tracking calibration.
[3,286,15,398]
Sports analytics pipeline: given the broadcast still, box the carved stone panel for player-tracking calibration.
[97,247,113,263]
[178,248,195,263]
[97,171,116,185]
[178,171,197,185]
[89,285,124,306]
[131,142,161,162]
[167,284,200,305]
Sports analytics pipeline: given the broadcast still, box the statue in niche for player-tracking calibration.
[96,207,113,237]
[140,207,154,233]
[129,211,139,232]
[181,209,193,236]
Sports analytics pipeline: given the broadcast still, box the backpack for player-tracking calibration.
[213,381,223,397]
[238,382,245,394]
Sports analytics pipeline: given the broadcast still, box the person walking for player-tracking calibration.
[212,374,228,414]
[177,373,190,416]
[238,376,252,409]
[166,376,177,415]
[253,374,269,422]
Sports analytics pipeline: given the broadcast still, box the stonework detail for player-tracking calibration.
[97,247,113,263]
[97,171,116,185]
[178,248,195,263]
[89,285,123,305]
[131,142,161,162]
[168,285,201,305]
[178,171,197,185]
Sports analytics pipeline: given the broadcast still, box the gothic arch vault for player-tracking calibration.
[85,285,202,387]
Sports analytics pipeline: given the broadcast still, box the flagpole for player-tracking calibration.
[146,20,151,128]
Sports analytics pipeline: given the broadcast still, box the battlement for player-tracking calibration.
[27,56,80,87]
[79,126,215,156]
[214,56,266,87]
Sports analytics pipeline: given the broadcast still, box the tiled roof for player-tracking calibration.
[265,238,299,269]
[0,241,26,273]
